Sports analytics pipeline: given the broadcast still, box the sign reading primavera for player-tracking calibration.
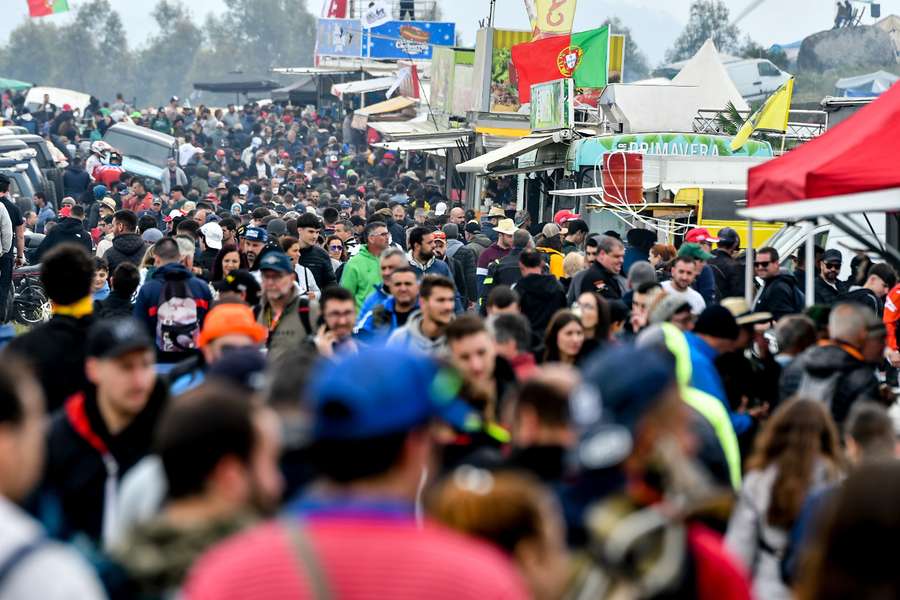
[569,134,774,170]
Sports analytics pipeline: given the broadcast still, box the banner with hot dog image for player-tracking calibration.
[363,20,456,60]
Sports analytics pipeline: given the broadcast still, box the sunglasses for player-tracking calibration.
[754,261,771,268]
[328,244,343,251]
[823,262,842,270]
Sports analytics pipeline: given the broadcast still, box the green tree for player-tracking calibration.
[134,1,204,106]
[202,0,316,74]
[740,36,790,70]
[665,0,740,62]
[602,17,651,82]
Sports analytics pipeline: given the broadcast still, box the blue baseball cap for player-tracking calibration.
[93,184,108,200]
[573,344,676,471]
[241,226,267,242]
[309,348,481,441]
[258,251,293,274]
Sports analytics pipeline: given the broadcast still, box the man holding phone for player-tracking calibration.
[314,286,359,358]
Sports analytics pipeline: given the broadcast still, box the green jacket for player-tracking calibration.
[341,246,382,308]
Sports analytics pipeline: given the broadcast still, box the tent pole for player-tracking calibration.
[745,219,754,307]
[804,221,815,308]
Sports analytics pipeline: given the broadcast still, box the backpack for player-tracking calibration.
[154,278,200,353]
[795,370,842,411]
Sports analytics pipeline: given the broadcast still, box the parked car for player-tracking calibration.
[0,158,37,216]
[102,123,177,187]
[0,133,65,204]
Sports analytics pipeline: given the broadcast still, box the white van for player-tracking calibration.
[726,59,792,102]
[766,213,892,282]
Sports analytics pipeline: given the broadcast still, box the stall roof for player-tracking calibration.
[456,134,557,174]
[599,84,706,133]
[742,79,900,220]
[355,96,417,117]
[331,77,395,98]
[372,134,469,152]
[271,76,317,102]
[193,74,281,93]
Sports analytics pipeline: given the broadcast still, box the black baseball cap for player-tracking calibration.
[87,318,154,359]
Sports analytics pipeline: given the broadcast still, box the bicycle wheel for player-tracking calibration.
[15,282,50,325]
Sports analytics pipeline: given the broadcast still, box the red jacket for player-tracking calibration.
[123,192,153,213]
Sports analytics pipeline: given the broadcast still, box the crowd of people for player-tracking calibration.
[0,89,898,600]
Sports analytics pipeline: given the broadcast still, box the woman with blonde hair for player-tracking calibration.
[725,398,843,600]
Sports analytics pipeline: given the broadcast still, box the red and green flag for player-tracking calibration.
[28,0,70,18]
[511,25,609,104]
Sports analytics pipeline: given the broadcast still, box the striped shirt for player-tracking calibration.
[184,512,528,600]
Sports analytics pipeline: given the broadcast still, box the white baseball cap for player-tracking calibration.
[199,222,224,250]
[435,201,448,216]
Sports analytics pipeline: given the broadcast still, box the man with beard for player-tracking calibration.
[240,227,267,270]
[256,251,319,363]
[112,383,283,598]
[407,226,452,280]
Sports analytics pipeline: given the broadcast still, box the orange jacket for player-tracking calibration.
[884,284,900,350]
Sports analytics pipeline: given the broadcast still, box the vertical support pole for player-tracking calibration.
[805,221,816,308]
[745,219,754,307]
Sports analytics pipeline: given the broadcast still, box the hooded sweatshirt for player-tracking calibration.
[514,274,568,350]
[387,311,446,356]
[105,233,148,272]
[43,379,168,547]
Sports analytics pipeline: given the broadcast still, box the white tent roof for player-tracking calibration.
[672,40,750,112]
[835,70,899,93]
[598,84,707,133]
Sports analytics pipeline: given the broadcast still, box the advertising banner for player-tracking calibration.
[322,0,348,18]
[533,0,578,39]
[608,34,624,83]
[316,18,362,58]
[364,21,456,60]
[530,78,575,131]
[489,29,533,112]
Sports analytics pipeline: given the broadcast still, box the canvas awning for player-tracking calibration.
[741,79,900,221]
[456,134,557,174]
[355,96,417,116]
[0,78,32,92]
[193,74,281,94]
[271,76,318,102]
[331,77,395,99]
[372,132,470,152]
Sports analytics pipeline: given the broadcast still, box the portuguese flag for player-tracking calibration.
[511,25,609,104]
[28,0,70,17]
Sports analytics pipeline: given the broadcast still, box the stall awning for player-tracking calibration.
[331,77,395,98]
[456,134,556,174]
[372,133,470,152]
[355,97,417,117]
[741,78,900,221]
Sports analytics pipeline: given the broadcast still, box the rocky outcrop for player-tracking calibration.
[797,25,895,72]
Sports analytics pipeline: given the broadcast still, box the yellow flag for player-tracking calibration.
[608,34,625,83]
[731,78,794,151]
[533,0,578,39]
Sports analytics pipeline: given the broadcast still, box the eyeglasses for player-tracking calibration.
[328,245,343,251]
[754,261,771,268]
[823,262,842,271]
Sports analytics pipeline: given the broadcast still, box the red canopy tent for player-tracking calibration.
[743,79,900,222]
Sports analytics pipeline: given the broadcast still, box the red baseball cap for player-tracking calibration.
[685,228,720,244]
[553,209,580,226]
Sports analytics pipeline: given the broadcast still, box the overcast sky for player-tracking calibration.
[1,0,896,65]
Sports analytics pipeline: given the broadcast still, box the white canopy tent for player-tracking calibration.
[672,39,750,112]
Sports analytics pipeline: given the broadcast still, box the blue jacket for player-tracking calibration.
[356,296,419,344]
[685,332,752,434]
[355,284,390,327]
[133,262,212,362]
[409,256,452,280]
